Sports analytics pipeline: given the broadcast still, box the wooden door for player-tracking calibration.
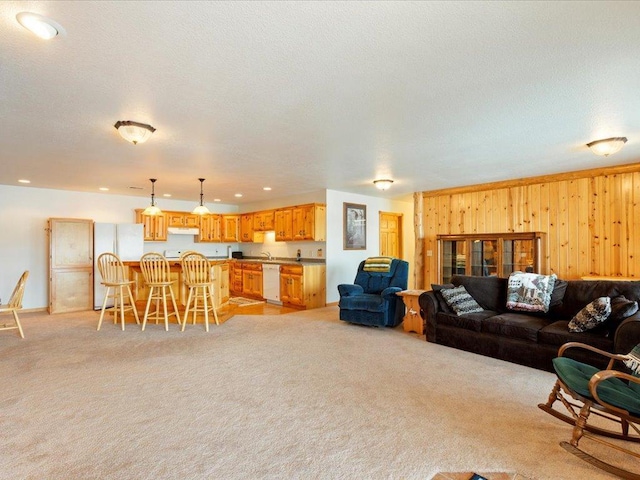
[379,212,402,258]
[48,218,94,313]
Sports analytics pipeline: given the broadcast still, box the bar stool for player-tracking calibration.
[180,251,218,332]
[0,270,29,338]
[140,252,181,331]
[96,252,140,331]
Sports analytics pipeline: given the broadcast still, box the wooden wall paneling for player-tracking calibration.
[621,174,632,277]
[577,178,590,278]
[633,172,640,277]
[611,174,623,276]
[557,180,569,278]
[547,182,559,275]
[590,176,601,276]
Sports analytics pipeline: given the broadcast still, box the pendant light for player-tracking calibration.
[192,178,211,215]
[142,178,162,215]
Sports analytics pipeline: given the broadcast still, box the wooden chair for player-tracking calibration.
[96,252,140,331]
[538,342,640,479]
[180,251,218,332]
[0,271,29,338]
[139,252,181,331]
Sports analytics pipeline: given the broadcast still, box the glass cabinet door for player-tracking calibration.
[502,238,535,276]
[441,240,467,284]
[470,240,498,277]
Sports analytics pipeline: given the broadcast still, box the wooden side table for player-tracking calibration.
[397,289,427,335]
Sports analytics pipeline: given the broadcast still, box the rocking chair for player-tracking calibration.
[538,341,640,479]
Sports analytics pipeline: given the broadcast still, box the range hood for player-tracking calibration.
[167,227,199,235]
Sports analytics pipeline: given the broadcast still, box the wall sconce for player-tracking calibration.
[114,121,156,145]
[192,178,211,215]
[586,137,628,157]
[142,178,162,216]
[373,179,394,190]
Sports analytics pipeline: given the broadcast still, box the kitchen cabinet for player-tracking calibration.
[230,261,243,294]
[222,215,240,242]
[240,214,254,242]
[280,264,326,309]
[438,232,546,284]
[135,209,168,241]
[291,203,326,241]
[217,263,230,304]
[253,210,275,231]
[167,211,200,228]
[198,214,222,242]
[274,208,293,241]
[241,262,263,298]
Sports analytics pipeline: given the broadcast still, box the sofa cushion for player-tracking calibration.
[481,313,549,342]
[436,310,497,333]
[550,279,569,308]
[538,320,614,351]
[440,285,484,316]
[506,272,557,313]
[550,280,640,320]
[568,297,612,333]
[451,275,508,312]
[431,283,454,313]
[339,293,386,312]
[590,295,639,337]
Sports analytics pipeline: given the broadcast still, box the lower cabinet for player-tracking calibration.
[280,264,326,309]
[241,263,263,298]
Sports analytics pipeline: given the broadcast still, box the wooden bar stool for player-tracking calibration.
[96,252,140,331]
[180,251,218,332]
[140,252,181,331]
[0,270,29,339]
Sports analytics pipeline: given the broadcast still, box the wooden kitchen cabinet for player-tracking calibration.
[240,214,254,242]
[291,203,326,241]
[230,261,243,294]
[280,263,326,309]
[166,211,200,228]
[253,210,275,231]
[241,262,263,298]
[198,214,222,242]
[135,209,168,241]
[222,215,240,242]
[274,208,294,241]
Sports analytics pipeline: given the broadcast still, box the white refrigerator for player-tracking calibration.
[94,223,144,309]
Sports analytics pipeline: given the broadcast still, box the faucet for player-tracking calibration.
[261,251,272,261]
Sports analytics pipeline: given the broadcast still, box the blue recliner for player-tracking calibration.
[337,258,409,327]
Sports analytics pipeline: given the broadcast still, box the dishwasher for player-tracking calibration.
[262,264,281,304]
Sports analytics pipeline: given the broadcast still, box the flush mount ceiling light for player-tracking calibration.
[373,179,394,190]
[114,120,156,145]
[16,12,66,40]
[192,178,211,215]
[586,137,628,157]
[142,178,162,216]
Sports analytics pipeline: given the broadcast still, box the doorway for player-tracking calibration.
[379,212,402,258]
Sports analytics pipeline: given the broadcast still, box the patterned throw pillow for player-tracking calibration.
[506,272,557,313]
[440,285,483,316]
[568,297,612,333]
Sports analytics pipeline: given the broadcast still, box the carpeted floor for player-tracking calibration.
[0,307,629,479]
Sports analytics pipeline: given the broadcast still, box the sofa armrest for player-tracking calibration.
[381,286,402,299]
[337,284,364,297]
[614,312,640,354]
[419,291,439,342]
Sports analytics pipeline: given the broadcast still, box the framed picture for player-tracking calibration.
[343,202,366,250]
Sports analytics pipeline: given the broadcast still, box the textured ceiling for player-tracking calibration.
[1,1,640,204]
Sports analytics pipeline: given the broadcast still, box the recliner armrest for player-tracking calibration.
[381,286,402,299]
[337,284,364,297]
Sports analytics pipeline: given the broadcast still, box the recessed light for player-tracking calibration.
[234,193,243,198]
[263,187,272,191]
[16,12,66,40]
[18,179,30,184]
[99,187,109,191]
[163,193,172,197]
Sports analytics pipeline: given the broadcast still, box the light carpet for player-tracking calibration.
[0,307,622,479]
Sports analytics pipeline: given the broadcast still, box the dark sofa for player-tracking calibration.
[418,275,640,372]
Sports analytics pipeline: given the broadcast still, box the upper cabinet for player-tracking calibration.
[221,215,240,242]
[167,211,200,228]
[292,204,326,241]
[253,210,275,231]
[197,214,222,242]
[274,208,294,241]
[135,209,168,242]
[437,232,546,284]
[240,214,254,242]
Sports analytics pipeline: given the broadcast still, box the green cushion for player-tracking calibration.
[553,357,640,416]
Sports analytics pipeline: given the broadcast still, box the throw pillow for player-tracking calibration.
[431,283,454,313]
[549,279,568,308]
[624,344,640,375]
[440,285,484,316]
[609,295,639,323]
[568,297,612,333]
[506,272,557,313]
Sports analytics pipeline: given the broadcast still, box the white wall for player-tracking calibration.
[325,189,415,303]
[0,185,239,310]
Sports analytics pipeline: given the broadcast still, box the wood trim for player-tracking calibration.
[421,162,640,197]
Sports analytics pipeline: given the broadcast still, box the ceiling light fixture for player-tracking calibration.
[586,137,628,157]
[16,12,65,40]
[142,178,162,216]
[192,178,211,215]
[373,179,394,190]
[114,120,156,145]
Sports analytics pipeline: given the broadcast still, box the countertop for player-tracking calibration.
[123,257,325,267]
